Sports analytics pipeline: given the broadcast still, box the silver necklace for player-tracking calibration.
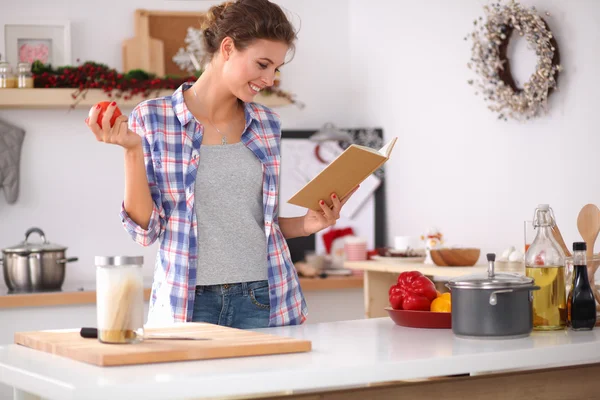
[192,86,237,145]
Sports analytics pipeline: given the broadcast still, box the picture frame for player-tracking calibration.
[1,21,71,67]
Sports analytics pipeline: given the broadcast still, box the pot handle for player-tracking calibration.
[57,257,78,264]
[529,285,541,302]
[25,227,48,244]
[489,289,513,306]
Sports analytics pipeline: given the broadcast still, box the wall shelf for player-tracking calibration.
[0,88,292,109]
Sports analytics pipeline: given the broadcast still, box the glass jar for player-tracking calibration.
[0,61,16,88]
[17,62,33,88]
[524,204,567,331]
[95,256,144,344]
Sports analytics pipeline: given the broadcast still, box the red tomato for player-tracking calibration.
[92,101,122,129]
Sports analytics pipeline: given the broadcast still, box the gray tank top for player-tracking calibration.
[194,141,268,285]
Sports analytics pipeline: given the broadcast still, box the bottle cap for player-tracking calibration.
[573,242,587,251]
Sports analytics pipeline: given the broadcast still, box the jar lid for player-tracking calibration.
[2,227,67,253]
[95,256,144,266]
[17,62,31,71]
[0,61,12,73]
[447,272,534,289]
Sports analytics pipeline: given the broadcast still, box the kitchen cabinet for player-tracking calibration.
[1,317,599,399]
[344,260,488,318]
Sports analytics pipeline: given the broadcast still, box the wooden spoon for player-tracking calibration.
[576,204,600,309]
[551,223,572,258]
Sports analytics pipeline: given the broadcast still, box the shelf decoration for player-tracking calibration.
[466,0,561,121]
[30,59,301,109]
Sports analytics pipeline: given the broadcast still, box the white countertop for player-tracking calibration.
[1,318,600,400]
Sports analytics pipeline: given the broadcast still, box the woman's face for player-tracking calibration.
[222,38,289,103]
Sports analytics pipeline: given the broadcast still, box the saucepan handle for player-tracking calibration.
[529,285,540,302]
[57,257,79,264]
[489,289,513,306]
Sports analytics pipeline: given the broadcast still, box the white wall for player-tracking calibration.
[2,0,597,300]
[0,0,353,285]
[349,0,600,260]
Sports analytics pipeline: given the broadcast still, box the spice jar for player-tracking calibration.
[0,61,16,88]
[95,256,145,344]
[17,62,33,88]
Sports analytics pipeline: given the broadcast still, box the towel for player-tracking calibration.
[0,119,26,204]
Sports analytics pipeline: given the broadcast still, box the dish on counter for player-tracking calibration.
[369,247,426,263]
[385,307,451,329]
[371,255,426,264]
[429,248,480,267]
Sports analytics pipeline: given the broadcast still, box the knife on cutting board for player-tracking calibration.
[80,327,212,341]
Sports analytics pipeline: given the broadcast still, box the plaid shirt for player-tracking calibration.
[121,82,307,327]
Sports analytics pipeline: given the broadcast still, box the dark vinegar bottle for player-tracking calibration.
[568,242,596,330]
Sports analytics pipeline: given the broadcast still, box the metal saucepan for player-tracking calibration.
[446,253,539,339]
[0,227,78,292]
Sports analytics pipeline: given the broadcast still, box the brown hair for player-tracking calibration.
[201,0,297,62]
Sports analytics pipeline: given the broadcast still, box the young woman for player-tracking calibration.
[85,0,357,329]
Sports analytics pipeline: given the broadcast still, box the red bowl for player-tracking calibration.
[385,307,451,329]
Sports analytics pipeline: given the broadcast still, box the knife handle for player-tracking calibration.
[80,327,98,338]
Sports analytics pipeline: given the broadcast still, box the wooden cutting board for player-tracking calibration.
[14,323,311,367]
[122,35,165,77]
[121,9,165,76]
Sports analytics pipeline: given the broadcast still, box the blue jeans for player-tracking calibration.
[191,280,271,329]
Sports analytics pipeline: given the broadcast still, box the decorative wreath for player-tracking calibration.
[467,1,562,121]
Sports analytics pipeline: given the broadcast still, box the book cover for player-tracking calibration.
[287,137,397,211]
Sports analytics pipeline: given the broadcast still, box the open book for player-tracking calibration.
[287,137,397,211]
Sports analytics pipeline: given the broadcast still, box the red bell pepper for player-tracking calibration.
[389,271,438,311]
[389,284,405,310]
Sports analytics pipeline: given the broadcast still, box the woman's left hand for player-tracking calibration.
[303,185,360,236]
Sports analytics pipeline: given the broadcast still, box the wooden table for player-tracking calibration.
[344,261,487,318]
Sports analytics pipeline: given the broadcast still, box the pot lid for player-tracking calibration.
[447,272,534,289]
[2,227,67,253]
[446,252,534,289]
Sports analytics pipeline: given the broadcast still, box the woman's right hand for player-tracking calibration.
[85,102,141,150]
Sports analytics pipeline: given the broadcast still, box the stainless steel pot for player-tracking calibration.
[446,253,539,339]
[0,227,78,291]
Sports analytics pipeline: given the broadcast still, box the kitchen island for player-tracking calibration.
[0,275,366,398]
[1,317,599,400]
